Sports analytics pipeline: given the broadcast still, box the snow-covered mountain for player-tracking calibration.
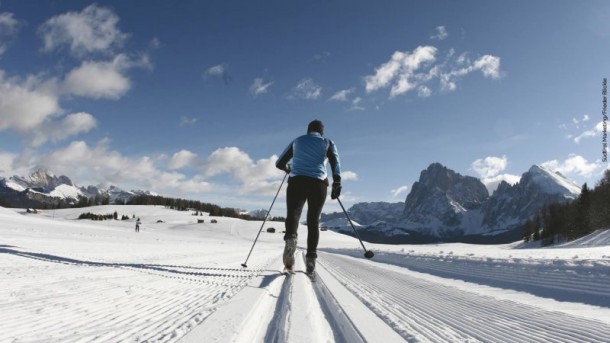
[322,163,582,243]
[479,165,580,233]
[0,169,153,207]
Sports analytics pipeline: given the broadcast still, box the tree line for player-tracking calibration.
[522,170,610,245]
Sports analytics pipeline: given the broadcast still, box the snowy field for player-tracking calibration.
[1,205,610,342]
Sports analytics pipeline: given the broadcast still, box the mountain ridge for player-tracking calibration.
[322,163,581,244]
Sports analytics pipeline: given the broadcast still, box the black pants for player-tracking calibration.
[284,176,327,259]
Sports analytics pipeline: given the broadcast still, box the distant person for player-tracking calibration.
[275,119,342,277]
[135,218,141,233]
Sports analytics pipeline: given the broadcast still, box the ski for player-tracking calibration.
[282,268,295,275]
[306,271,316,282]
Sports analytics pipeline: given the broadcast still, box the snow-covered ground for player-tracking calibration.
[1,205,609,342]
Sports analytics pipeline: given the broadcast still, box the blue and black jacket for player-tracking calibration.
[276,132,341,184]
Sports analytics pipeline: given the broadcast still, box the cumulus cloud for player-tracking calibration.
[168,150,198,170]
[291,78,322,100]
[472,55,501,79]
[391,185,409,198]
[365,46,438,96]
[62,54,151,99]
[0,72,61,133]
[541,154,603,178]
[249,78,274,95]
[0,11,21,57]
[471,155,520,193]
[365,46,502,98]
[31,112,97,147]
[430,26,448,40]
[35,140,208,194]
[341,171,359,181]
[38,4,129,57]
[471,155,509,179]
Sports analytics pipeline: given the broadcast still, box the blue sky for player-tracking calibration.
[0,0,609,215]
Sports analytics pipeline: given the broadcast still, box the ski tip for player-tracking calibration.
[364,250,374,259]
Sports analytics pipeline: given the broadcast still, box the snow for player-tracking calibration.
[4,180,26,192]
[49,184,83,199]
[529,165,582,197]
[2,205,610,342]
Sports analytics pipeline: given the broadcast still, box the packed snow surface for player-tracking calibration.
[1,205,609,342]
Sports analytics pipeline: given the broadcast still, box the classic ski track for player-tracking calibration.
[0,250,261,343]
[325,249,610,306]
[319,252,610,342]
[260,250,364,343]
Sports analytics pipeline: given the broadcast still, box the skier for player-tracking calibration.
[135,218,141,233]
[275,119,342,277]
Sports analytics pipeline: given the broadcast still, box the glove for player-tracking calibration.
[331,181,341,199]
[284,164,291,174]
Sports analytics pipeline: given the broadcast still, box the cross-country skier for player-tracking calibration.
[135,218,141,233]
[275,119,342,277]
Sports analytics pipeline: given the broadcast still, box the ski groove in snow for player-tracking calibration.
[319,252,610,342]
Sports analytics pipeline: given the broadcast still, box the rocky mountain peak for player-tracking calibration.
[12,168,74,191]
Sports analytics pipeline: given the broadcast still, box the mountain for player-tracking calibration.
[0,169,153,208]
[402,163,489,237]
[321,163,582,244]
[480,165,580,233]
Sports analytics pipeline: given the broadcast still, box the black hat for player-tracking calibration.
[307,120,324,135]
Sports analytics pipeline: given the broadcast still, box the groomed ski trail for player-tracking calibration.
[182,250,403,343]
[318,252,610,342]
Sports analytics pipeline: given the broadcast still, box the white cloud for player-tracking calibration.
[471,155,509,178]
[541,154,603,178]
[62,54,151,99]
[31,112,97,147]
[482,174,521,194]
[200,147,284,195]
[0,11,21,57]
[391,185,409,198]
[63,59,129,99]
[365,46,438,96]
[471,155,520,193]
[168,150,198,170]
[35,140,210,195]
[249,78,274,95]
[473,55,501,79]
[206,64,225,77]
[350,97,365,111]
[204,64,231,84]
[0,150,30,177]
[330,89,353,102]
[341,171,359,181]
[430,26,448,40]
[38,4,128,57]
[362,46,502,96]
[291,78,322,100]
[0,73,61,133]
[573,121,603,143]
[417,85,432,97]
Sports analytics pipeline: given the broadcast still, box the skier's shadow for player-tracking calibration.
[0,246,253,278]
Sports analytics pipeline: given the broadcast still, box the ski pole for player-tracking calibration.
[241,172,288,268]
[337,197,374,259]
